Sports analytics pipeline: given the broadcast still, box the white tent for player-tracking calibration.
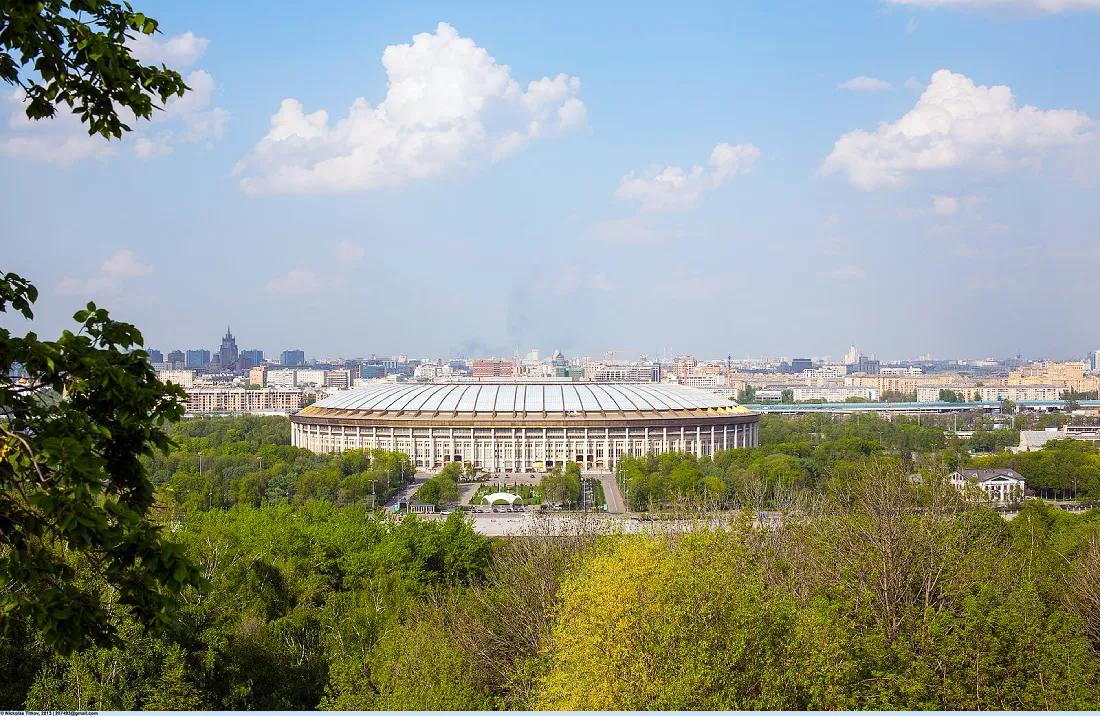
[482,491,524,506]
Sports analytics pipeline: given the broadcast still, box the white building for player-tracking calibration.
[158,369,195,388]
[949,468,1026,505]
[792,385,879,402]
[295,368,327,387]
[880,366,923,376]
[979,385,1062,402]
[803,365,847,380]
[266,368,297,388]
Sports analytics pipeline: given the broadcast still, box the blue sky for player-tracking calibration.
[3,0,1099,362]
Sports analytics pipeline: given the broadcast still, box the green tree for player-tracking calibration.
[1,0,190,139]
[1,274,205,654]
[939,389,960,403]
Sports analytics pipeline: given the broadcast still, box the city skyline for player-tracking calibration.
[3,1,1100,358]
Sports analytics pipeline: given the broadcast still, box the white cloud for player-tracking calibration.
[649,264,723,300]
[830,265,867,280]
[265,268,321,295]
[335,240,365,262]
[1,34,228,164]
[884,0,1100,14]
[904,76,926,89]
[135,136,172,159]
[932,195,959,215]
[128,31,209,67]
[233,23,586,195]
[614,142,760,211]
[102,249,152,276]
[56,250,151,295]
[558,266,613,294]
[586,217,686,242]
[823,69,1096,189]
[837,76,894,92]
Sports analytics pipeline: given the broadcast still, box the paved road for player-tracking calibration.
[596,475,627,514]
[385,471,430,507]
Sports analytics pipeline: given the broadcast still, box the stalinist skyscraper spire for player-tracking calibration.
[219,326,239,367]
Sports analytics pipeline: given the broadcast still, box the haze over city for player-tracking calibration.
[3,0,1100,359]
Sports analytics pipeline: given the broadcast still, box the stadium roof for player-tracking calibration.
[306,381,750,417]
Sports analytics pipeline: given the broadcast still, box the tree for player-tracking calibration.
[1000,398,1016,415]
[1,0,189,139]
[1,274,206,654]
[780,389,793,404]
[939,389,960,403]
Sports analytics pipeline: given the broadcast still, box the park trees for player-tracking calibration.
[540,464,580,506]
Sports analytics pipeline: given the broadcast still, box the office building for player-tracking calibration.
[147,349,163,363]
[167,350,185,365]
[186,349,211,369]
[280,349,305,366]
[240,349,264,366]
[472,359,514,377]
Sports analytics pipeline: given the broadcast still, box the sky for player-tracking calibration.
[2,0,1100,362]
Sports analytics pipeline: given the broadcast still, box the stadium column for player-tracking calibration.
[680,426,686,453]
[604,428,610,471]
[428,427,434,470]
[490,429,497,473]
[583,428,589,470]
[723,424,728,450]
[696,426,702,458]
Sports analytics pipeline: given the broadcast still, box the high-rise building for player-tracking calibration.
[240,349,264,366]
[281,349,305,366]
[147,349,163,363]
[791,358,813,373]
[1089,350,1100,372]
[219,327,239,367]
[186,349,211,369]
[249,366,267,387]
[167,350,185,364]
[844,345,860,365]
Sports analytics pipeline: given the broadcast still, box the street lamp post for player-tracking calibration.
[198,451,203,477]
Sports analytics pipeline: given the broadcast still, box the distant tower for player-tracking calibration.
[219,326,239,367]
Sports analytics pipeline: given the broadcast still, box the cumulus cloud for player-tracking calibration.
[233,23,586,195]
[822,69,1096,189]
[128,30,209,67]
[102,249,153,276]
[837,76,894,92]
[830,265,867,280]
[57,250,152,295]
[884,0,1100,14]
[265,268,321,295]
[904,76,926,89]
[1,33,227,165]
[614,142,760,211]
[334,240,365,263]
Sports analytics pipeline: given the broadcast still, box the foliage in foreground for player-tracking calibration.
[3,464,1100,710]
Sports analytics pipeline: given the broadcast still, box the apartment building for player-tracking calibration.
[792,385,879,402]
[185,388,303,413]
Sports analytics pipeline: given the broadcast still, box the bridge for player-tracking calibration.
[743,400,1100,416]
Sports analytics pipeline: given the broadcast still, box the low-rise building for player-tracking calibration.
[1015,428,1100,452]
[792,385,879,402]
[949,468,1026,504]
[158,369,196,388]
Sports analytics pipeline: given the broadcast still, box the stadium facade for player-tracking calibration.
[290,381,759,472]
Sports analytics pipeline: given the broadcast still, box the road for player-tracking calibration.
[595,475,627,514]
[384,471,430,508]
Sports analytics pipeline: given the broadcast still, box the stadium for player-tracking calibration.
[291,381,759,472]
